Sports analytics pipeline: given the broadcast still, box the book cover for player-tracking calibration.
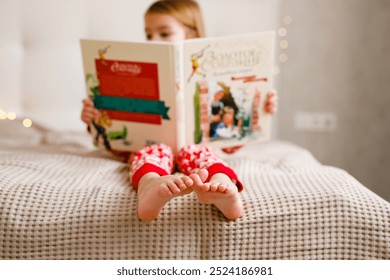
[80,32,275,153]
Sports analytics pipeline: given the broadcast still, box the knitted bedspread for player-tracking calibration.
[1,120,389,259]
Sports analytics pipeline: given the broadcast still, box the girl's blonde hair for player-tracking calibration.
[145,0,205,38]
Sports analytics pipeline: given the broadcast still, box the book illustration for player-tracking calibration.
[184,35,274,148]
[231,75,268,83]
[98,45,111,60]
[89,106,132,150]
[193,78,267,144]
[187,45,210,83]
[85,46,172,150]
[81,32,275,152]
[93,51,170,124]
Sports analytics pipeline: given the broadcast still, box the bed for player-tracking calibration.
[0,119,389,260]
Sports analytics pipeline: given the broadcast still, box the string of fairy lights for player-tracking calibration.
[274,15,292,76]
[0,109,33,128]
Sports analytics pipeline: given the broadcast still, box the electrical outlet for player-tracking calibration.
[294,112,338,132]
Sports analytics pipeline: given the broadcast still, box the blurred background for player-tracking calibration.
[0,0,389,202]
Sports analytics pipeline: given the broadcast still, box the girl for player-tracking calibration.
[81,0,278,221]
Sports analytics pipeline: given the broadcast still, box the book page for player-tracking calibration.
[80,40,178,152]
[182,32,275,150]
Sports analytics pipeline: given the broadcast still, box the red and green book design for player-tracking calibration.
[86,59,170,149]
[93,59,170,125]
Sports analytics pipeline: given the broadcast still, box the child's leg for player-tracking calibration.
[175,144,243,220]
[129,144,193,221]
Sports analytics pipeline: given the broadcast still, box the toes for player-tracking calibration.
[200,182,230,193]
[218,183,228,193]
[208,183,228,193]
[197,169,209,182]
[160,184,173,196]
[210,182,220,192]
[174,178,187,190]
[201,183,211,192]
[167,182,181,195]
[181,176,194,187]
[189,173,203,187]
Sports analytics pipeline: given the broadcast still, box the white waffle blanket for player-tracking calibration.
[1,120,389,259]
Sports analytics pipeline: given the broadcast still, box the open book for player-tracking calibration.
[80,32,275,153]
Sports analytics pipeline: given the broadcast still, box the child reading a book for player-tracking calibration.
[81,0,278,222]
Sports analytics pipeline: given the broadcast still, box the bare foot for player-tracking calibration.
[137,172,193,221]
[190,169,243,220]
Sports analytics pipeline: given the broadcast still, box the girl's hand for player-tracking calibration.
[264,89,278,115]
[81,98,100,125]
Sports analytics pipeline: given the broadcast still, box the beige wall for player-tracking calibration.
[277,0,390,201]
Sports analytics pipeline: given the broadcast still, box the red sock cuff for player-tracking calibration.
[206,163,244,192]
[131,163,170,189]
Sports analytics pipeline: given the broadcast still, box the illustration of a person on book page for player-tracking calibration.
[214,106,242,139]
